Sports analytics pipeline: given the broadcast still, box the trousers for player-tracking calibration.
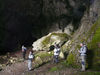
[54,55,59,63]
[80,55,86,71]
[22,51,26,59]
[28,60,32,70]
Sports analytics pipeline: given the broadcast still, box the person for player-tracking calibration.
[78,43,87,71]
[28,50,34,71]
[22,45,27,60]
[53,44,60,63]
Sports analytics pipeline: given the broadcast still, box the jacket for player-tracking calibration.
[54,48,60,56]
[79,45,87,56]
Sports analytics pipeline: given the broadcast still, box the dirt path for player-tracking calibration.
[0,60,77,75]
[0,57,78,75]
[0,60,28,75]
[0,49,78,75]
[0,60,56,75]
[24,62,78,75]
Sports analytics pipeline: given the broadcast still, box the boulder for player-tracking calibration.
[35,56,43,65]
[32,32,69,51]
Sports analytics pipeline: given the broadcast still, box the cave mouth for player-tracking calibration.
[0,0,92,54]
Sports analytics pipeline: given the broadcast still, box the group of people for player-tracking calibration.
[21,42,88,71]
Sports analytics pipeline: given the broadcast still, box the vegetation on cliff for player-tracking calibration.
[87,18,100,70]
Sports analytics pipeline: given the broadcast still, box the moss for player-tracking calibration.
[34,63,40,68]
[51,33,68,38]
[42,36,51,46]
[61,44,68,52]
[49,66,58,72]
[35,51,53,59]
[42,33,69,46]
[87,18,100,70]
[32,51,53,69]
[86,17,100,40]
[60,60,68,67]
[66,53,78,68]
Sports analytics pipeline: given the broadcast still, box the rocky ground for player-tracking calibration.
[0,58,78,75]
[0,48,100,75]
[0,48,78,75]
[0,51,100,75]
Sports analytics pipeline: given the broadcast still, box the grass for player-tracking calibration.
[77,71,100,75]
[49,66,58,72]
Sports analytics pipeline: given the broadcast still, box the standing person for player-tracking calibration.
[22,45,27,60]
[28,50,34,71]
[53,44,60,63]
[78,43,87,71]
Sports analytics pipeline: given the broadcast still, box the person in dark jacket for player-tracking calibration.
[22,45,27,60]
[53,43,60,63]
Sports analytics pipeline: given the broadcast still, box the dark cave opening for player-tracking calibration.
[0,0,92,54]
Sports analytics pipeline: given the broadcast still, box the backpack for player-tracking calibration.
[84,46,88,54]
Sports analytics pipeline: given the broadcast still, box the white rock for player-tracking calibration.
[32,33,68,51]
[59,51,65,59]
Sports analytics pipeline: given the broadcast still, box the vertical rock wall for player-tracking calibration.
[0,0,94,52]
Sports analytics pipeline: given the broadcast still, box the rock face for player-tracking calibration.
[40,0,91,35]
[0,0,99,52]
[32,33,69,51]
[66,0,100,70]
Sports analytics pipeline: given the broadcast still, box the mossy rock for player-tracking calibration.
[35,51,53,59]
[87,19,100,70]
[66,53,78,68]
[35,56,43,65]
[32,32,69,51]
[33,51,53,68]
